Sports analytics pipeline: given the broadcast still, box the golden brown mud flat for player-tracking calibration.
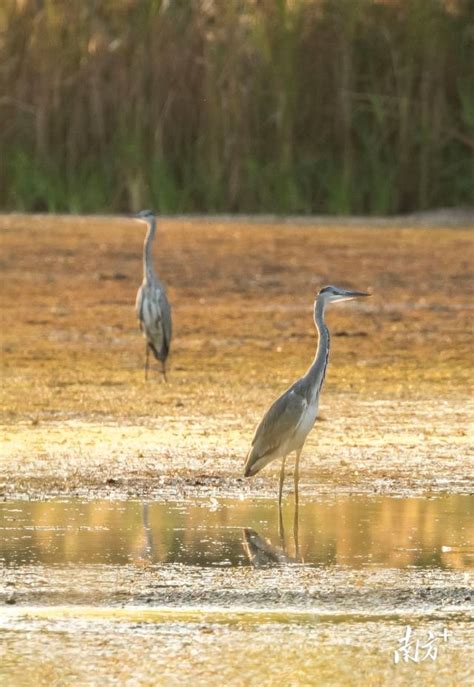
[0,214,472,498]
[1,607,471,687]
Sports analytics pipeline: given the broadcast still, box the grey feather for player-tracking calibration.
[136,281,172,362]
[244,285,370,485]
[248,384,306,462]
[135,211,172,379]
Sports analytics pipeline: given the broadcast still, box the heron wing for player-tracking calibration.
[250,386,306,460]
[146,283,171,358]
[136,280,172,360]
[157,286,172,356]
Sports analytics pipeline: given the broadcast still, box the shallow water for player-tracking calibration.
[1,496,473,685]
[1,495,472,570]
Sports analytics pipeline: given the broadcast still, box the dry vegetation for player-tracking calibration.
[1,0,473,214]
[0,215,472,497]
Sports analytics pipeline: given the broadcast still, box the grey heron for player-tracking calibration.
[135,210,172,381]
[244,285,370,503]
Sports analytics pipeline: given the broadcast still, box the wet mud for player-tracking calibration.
[0,215,472,499]
[0,215,472,685]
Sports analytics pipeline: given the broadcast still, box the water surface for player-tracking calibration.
[1,495,472,570]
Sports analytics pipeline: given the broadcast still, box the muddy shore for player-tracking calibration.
[1,214,472,499]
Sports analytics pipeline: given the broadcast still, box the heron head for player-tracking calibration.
[317,285,370,303]
[135,209,155,222]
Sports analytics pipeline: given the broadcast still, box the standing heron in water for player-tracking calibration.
[135,210,172,381]
[244,285,370,505]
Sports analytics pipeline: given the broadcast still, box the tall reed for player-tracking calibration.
[0,0,472,214]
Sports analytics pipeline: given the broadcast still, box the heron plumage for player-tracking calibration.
[135,210,172,380]
[136,281,172,363]
[244,295,330,478]
[244,384,315,476]
[244,285,370,502]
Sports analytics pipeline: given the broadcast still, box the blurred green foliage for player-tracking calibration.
[0,0,473,214]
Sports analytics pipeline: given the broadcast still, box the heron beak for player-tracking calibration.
[337,290,371,302]
[346,290,370,298]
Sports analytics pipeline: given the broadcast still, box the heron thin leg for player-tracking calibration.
[294,449,301,507]
[293,497,300,560]
[144,344,150,381]
[278,455,287,508]
[161,361,168,383]
[278,500,286,550]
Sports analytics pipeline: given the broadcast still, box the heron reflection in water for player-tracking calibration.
[242,502,301,567]
[133,502,154,564]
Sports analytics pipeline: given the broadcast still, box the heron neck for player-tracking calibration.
[143,218,157,282]
[305,298,330,396]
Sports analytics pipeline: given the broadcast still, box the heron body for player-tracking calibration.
[244,285,369,503]
[135,210,172,380]
[244,373,322,478]
[135,281,171,365]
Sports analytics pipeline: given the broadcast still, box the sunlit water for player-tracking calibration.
[1,495,472,570]
[1,496,473,686]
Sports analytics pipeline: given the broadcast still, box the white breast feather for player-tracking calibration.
[293,397,318,449]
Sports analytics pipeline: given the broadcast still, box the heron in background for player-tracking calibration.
[135,210,172,381]
[244,285,370,505]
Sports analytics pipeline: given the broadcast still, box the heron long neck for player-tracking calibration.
[143,217,157,282]
[305,297,330,399]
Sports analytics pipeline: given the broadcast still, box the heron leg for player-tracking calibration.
[161,360,168,383]
[278,455,287,508]
[278,503,286,551]
[278,455,287,547]
[144,344,150,381]
[294,449,301,507]
[293,496,300,560]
